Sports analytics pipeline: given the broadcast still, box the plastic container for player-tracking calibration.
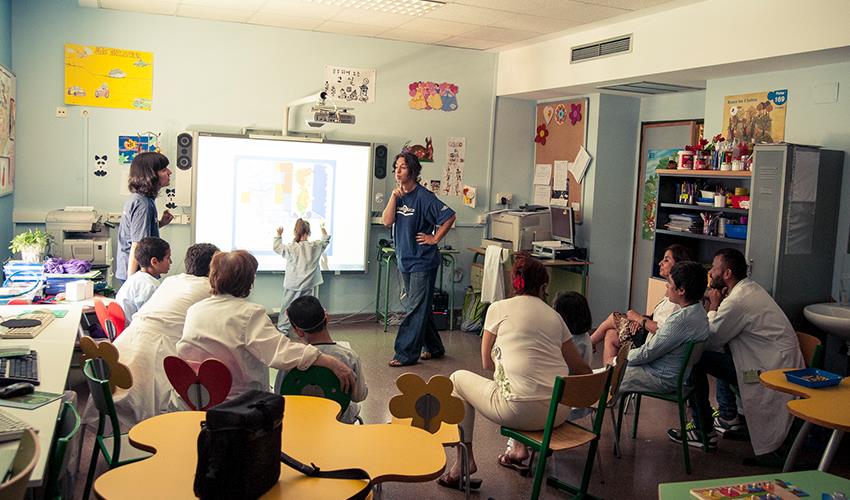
[730,195,750,209]
[725,224,747,240]
[784,368,843,388]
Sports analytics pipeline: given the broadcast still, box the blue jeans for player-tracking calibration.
[689,350,739,432]
[393,268,445,365]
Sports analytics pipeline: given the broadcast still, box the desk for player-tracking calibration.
[95,396,446,499]
[375,246,458,332]
[468,247,591,296]
[659,470,850,498]
[0,304,83,486]
[760,368,849,472]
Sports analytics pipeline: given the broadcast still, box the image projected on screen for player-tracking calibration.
[194,135,371,271]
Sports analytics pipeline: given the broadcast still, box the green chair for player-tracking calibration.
[81,358,152,500]
[44,401,81,500]
[278,366,356,422]
[501,367,613,500]
[615,340,706,475]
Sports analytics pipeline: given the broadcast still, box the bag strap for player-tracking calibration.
[281,452,373,500]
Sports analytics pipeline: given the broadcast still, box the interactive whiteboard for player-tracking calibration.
[193,134,371,271]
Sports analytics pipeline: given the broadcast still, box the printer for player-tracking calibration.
[45,208,112,266]
[489,210,551,251]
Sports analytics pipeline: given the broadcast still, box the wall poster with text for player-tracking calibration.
[64,43,154,111]
[722,89,787,144]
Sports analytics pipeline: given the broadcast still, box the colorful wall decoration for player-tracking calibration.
[118,133,160,165]
[404,136,433,162]
[408,81,458,112]
[722,89,788,144]
[442,137,465,196]
[0,64,15,197]
[323,65,376,103]
[641,149,679,240]
[534,98,587,221]
[64,43,154,110]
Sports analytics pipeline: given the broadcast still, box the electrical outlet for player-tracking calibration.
[55,107,68,118]
[183,214,191,225]
[107,212,122,224]
[496,192,513,204]
[477,214,488,224]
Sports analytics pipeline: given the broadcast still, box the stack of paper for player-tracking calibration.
[665,214,702,233]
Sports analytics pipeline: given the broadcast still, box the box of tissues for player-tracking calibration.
[65,280,94,301]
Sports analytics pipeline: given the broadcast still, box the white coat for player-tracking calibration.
[178,294,321,400]
[707,278,805,455]
[274,234,331,291]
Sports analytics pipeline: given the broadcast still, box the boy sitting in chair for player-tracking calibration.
[277,296,368,424]
[115,236,172,325]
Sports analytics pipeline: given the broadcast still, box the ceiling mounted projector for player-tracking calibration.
[308,106,356,127]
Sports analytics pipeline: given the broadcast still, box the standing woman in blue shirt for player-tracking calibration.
[382,152,456,366]
[116,152,174,285]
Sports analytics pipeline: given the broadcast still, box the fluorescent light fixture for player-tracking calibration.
[301,0,444,16]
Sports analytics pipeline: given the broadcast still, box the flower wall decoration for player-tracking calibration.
[535,123,549,145]
[554,104,567,125]
[569,103,582,125]
[389,373,464,433]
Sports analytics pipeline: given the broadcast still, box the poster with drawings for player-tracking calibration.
[0,64,15,197]
[443,137,465,197]
[323,65,375,104]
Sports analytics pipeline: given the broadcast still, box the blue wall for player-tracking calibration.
[0,0,11,264]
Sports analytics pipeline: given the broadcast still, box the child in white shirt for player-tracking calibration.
[115,236,172,325]
[273,218,331,336]
[553,291,594,420]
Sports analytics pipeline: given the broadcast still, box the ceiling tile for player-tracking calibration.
[378,28,450,44]
[450,0,548,13]
[530,0,629,22]
[330,8,416,27]
[176,5,255,22]
[247,12,325,30]
[314,21,390,37]
[421,4,515,26]
[435,36,502,50]
[179,0,266,9]
[462,26,539,43]
[491,14,581,33]
[587,0,677,9]
[397,17,478,36]
[98,0,180,15]
[256,0,342,19]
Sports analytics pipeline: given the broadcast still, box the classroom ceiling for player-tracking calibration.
[81,0,683,51]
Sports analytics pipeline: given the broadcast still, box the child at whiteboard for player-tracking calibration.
[273,218,331,337]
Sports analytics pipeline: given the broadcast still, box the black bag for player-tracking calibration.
[195,390,373,500]
[194,390,283,499]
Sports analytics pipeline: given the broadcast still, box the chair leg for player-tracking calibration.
[631,394,642,439]
[609,409,621,458]
[594,442,605,484]
[615,394,627,453]
[77,425,87,473]
[580,440,600,496]
[82,441,101,500]
[677,401,692,475]
[529,448,548,500]
[459,442,470,500]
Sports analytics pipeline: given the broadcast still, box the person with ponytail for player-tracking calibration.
[273,218,331,337]
[436,254,591,491]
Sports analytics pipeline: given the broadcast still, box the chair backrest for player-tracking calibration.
[83,358,122,440]
[163,356,232,411]
[279,366,350,414]
[678,341,705,394]
[0,429,40,500]
[558,368,613,410]
[608,341,632,402]
[796,331,823,369]
[79,336,133,394]
[45,401,81,500]
[106,302,126,340]
[389,373,465,434]
[93,298,126,341]
[646,277,667,315]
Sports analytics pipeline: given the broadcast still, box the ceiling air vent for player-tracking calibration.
[571,35,632,63]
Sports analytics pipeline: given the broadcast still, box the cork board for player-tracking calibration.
[534,98,588,222]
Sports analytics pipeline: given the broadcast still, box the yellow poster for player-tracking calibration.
[64,43,153,111]
[722,89,788,144]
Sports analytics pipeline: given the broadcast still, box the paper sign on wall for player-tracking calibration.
[443,137,465,196]
[553,160,569,190]
[64,43,154,111]
[533,164,552,185]
[570,146,592,183]
[533,185,551,206]
[0,64,15,197]
[323,65,375,103]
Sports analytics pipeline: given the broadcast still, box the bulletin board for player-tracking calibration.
[534,98,587,222]
[0,64,15,197]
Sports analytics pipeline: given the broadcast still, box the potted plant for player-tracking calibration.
[9,229,52,263]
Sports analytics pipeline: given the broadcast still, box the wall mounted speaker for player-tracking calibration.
[371,144,388,213]
[176,132,193,170]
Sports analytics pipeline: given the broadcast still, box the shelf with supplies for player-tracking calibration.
[655,169,751,178]
[654,229,746,244]
[658,203,748,215]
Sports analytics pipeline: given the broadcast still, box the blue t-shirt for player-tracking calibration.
[393,185,455,273]
[116,193,159,280]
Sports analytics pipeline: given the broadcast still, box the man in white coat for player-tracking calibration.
[669,248,804,457]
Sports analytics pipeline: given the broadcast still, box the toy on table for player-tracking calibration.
[690,479,811,499]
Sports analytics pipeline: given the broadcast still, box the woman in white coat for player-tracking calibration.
[178,250,355,399]
[109,243,219,429]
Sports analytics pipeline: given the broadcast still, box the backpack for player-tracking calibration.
[460,286,488,333]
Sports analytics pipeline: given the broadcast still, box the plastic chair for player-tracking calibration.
[0,429,40,500]
[163,356,232,411]
[615,340,706,474]
[279,366,351,414]
[796,331,823,368]
[81,358,152,500]
[44,401,81,500]
[93,298,125,341]
[388,373,470,499]
[501,367,613,500]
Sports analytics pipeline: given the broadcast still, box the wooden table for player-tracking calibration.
[94,395,447,499]
[760,368,850,472]
[0,304,83,486]
[468,246,591,296]
[659,470,850,498]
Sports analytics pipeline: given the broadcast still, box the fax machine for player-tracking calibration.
[489,211,551,251]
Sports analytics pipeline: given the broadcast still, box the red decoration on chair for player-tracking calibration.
[163,357,232,411]
[93,298,126,341]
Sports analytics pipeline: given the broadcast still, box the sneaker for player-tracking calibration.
[667,422,718,450]
[713,413,746,435]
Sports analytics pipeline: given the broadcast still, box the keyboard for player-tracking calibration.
[0,409,31,443]
[0,311,54,339]
[0,351,39,387]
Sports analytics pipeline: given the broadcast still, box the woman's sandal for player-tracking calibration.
[388,359,416,367]
[419,351,444,360]
[436,473,482,490]
[497,452,530,475]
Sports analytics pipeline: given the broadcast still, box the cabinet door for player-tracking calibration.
[747,146,788,294]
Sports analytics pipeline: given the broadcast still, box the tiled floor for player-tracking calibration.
[73,322,850,499]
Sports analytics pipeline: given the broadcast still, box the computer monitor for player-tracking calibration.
[550,206,575,246]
